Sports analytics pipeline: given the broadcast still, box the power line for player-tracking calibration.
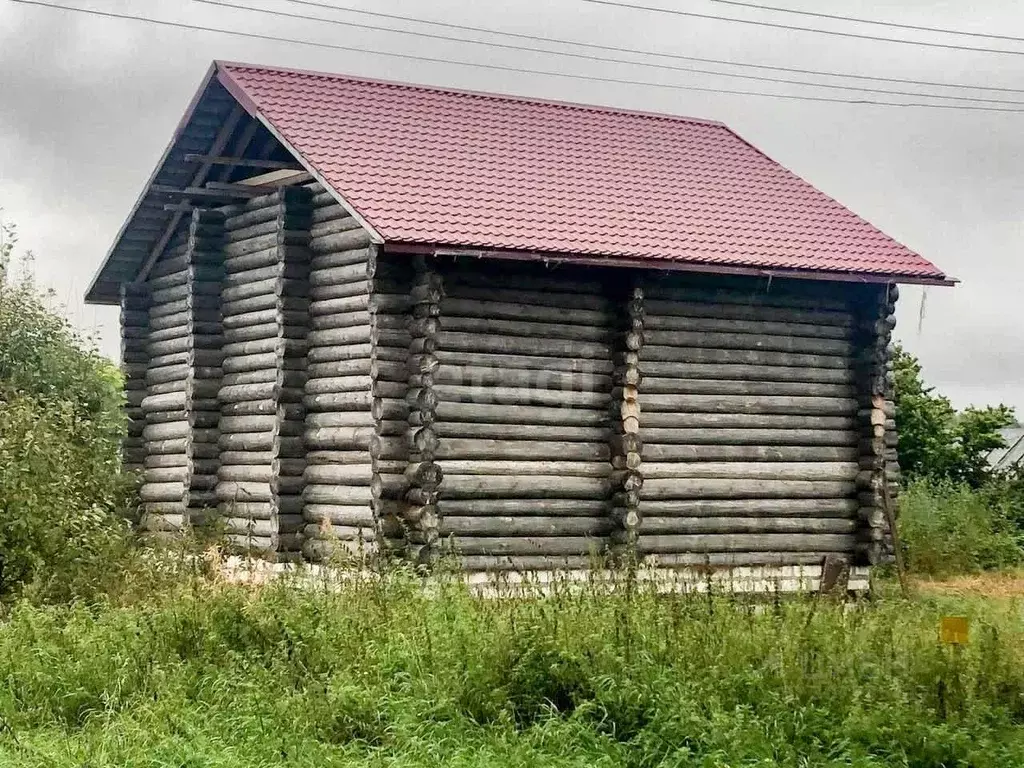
[582,0,1024,56]
[708,0,1024,43]
[279,0,1024,94]
[7,0,1024,112]
[195,0,1022,105]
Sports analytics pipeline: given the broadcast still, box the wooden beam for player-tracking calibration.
[152,184,264,199]
[135,104,245,284]
[162,203,198,213]
[184,153,301,171]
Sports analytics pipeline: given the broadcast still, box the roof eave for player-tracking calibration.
[383,242,957,287]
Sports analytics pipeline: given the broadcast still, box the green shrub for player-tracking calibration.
[0,221,136,601]
[900,480,1023,576]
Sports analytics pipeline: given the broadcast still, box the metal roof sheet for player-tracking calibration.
[87,61,948,304]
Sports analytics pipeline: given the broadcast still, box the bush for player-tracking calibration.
[0,220,136,601]
[900,480,1023,576]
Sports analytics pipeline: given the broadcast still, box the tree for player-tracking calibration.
[892,345,1016,487]
[0,217,134,599]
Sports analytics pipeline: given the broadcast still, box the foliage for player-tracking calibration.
[1,573,1024,766]
[0,218,136,601]
[893,345,1016,487]
[899,480,1023,576]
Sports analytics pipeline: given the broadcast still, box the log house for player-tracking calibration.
[85,62,951,586]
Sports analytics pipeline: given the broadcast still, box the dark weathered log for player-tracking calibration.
[437,331,611,360]
[638,412,854,430]
[432,349,615,375]
[634,533,856,554]
[644,330,851,357]
[438,460,610,478]
[456,555,599,571]
[641,428,857,447]
[441,516,615,537]
[433,422,610,442]
[436,439,611,461]
[637,498,859,517]
[441,297,611,326]
[643,314,852,340]
[644,284,850,312]
[441,536,607,556]
[642,345,850,369]
[641,552,844,567]
[639,377,855,398]
[641,461,858,481]
[640,478,856,500]
[643,444,859,463]
[304,464,373,484]
[441,474,610,499]
[433,402,610,427]
[640,516,858,535]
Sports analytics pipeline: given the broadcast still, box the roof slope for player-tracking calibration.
[218,62,944,281]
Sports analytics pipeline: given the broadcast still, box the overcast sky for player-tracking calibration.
[1,0,1021,412]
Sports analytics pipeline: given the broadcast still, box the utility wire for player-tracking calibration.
[279,0,1024,94]
[583,0,1024,56]
[708,0,1024,44]
[7,0,1024,112]
[205,0,1024,103]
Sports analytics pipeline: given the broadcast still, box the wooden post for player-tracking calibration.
[853,283,900,569]
[610,277,644,560]
[404,255,443,567]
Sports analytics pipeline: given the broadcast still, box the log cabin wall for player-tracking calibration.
[120,283,150,478]
[301,187,378,562]
[138,214,224,535]
[427,258,618,572]
[123,192,900,574]
[215,188,311,559]
[635,276,866,566]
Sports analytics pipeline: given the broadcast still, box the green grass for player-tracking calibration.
[2,568,1024,767]
[900,480,1023,576]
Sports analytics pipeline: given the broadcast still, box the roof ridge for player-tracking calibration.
[214,59,728,128]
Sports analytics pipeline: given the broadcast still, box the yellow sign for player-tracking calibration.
[940,616,969,646]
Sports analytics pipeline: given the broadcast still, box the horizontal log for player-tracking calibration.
[215,481,273,502]
[437,315,611,343]
[641,429,857,447]
[441,536,607,556]
[634,533,856,554]
[644,298,852,327]
[218,432,275,451]
[640,478,856,500]
[639,413,854,430]
[643,313,852,340]
[304,426,374,450]
[644,330,851,357]
[441,474,611,500]
[642,346,850,369]
[644,444,859,463]
[432,493,610,515]
[433,402,610,427]
[428,365,611,393]
[306,342,375,364]
[304,504,375,527]
[436,439,610,462]
[438,460,609,478]
[431,384,609,408]
[644,284,851,312]
[309,278,369,301]
[140,481,186,502]
[639,498,859,517]
[304,463,373,485]
[303,484,373,505]
[433,350,613,375]
[455,555,599,571]
[433,422,610,443]
[643,552,849,567]
[445,268,603,295]
[309,230,372,254]
[643,462,858,481]
[305,411,373,429]
[441,516,615,537]
[639,378,855,398]
[438,331,611,360]
[640,517,857,535]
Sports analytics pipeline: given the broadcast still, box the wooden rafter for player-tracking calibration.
[185,153,301,171]
[152,184,265,199]
[134,104,245,284]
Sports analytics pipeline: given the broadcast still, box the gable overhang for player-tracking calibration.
[384,243,959,287]
[84,62,382,305]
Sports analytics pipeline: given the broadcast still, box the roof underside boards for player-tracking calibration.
[86,61,947,304]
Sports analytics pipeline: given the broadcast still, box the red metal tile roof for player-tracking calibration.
[218,62,945,281]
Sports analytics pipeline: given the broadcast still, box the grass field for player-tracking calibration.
[1,567,1024,768]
